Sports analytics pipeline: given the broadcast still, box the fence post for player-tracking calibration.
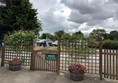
[1,46,5,67]
[99,38,103,80]
[116,50,118,80]
[30,42,35,71]
[57,38,60,74]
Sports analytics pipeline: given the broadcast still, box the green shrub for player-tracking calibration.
[4,30,36,49]
[103,40,118,49]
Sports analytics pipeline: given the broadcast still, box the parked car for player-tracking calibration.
[0,42,4,47]
[52,41,58,46]
[36,39,53,46]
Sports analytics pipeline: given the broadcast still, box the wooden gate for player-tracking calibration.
[33,50,59,73]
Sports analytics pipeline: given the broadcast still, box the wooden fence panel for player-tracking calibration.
[4,45,32,66]
[59,39,99,74]
[102,49,118,80]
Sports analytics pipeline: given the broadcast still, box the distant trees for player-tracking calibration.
[40,30,84,41]
[88,29,118,49]
[41,33,56,41]
[71,31,84,40]
[54,30,65,38]
[108,30,118,40]
[62,33,71,40]
[89,29,106,39]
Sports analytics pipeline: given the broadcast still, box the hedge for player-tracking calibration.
[103,40,118,49]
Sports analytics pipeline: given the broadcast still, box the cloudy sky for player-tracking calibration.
[30,0,118,35]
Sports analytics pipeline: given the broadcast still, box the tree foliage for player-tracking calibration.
[54,30,65,38]
[103,40,118,49]
[89,29,106,39]
[62,33,71,40]
[4,30,35,49]
[109,30,118,40]
[41,33,56,41]
[71,31,84,40]
[0,0,42,43]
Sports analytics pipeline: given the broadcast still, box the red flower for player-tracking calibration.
[68,63,87,73]
[11,58,22,63]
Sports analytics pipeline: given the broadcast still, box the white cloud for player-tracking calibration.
[30,0,118,35]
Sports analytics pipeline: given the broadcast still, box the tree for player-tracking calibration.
[41,33,47,39]
[0,0,42,43]
[62,33,71,40]
[4,30,35,45]
[109,30,118,40]
[54,30,65,38]
[89,29,106,39]
[72,31,84,40]
[41,33,56,41]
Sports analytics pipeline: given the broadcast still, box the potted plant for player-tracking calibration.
[9,58,23,71]
[68,63,87,81]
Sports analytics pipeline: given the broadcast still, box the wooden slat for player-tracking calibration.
[107,49,109,78]
[104,49,106,78]
[112,50,115,79]
[110,50,112,79]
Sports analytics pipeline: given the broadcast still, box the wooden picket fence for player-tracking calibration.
[102,49,118,80]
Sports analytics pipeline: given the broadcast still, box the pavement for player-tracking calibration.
[0,65,118,83]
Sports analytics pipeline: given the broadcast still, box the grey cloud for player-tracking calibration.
[0,0,6,3]
[40,8,70,33]
[61,0,118,27]
[113,0,118,3]
[30,0,118,35]
[68,10,91,24]
[30,0,69,33]
[61,0,101,14]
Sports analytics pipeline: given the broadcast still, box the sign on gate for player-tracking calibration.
[45,53,58,61]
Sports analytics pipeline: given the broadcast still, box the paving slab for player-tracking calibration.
[0,66,118,83]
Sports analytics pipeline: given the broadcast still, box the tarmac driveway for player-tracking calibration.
[0,66,118,83]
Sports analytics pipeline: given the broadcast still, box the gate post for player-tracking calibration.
[57,38,60,74]
[99,38,103,80]
[30,42,35,71]
[1,46,5,67]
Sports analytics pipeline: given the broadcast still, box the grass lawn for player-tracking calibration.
[34,46,58,51]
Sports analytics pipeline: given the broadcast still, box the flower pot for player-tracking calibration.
[69,70,84,81]
[9,62,21,71]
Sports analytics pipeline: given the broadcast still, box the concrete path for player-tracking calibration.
[0,66,118,83]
